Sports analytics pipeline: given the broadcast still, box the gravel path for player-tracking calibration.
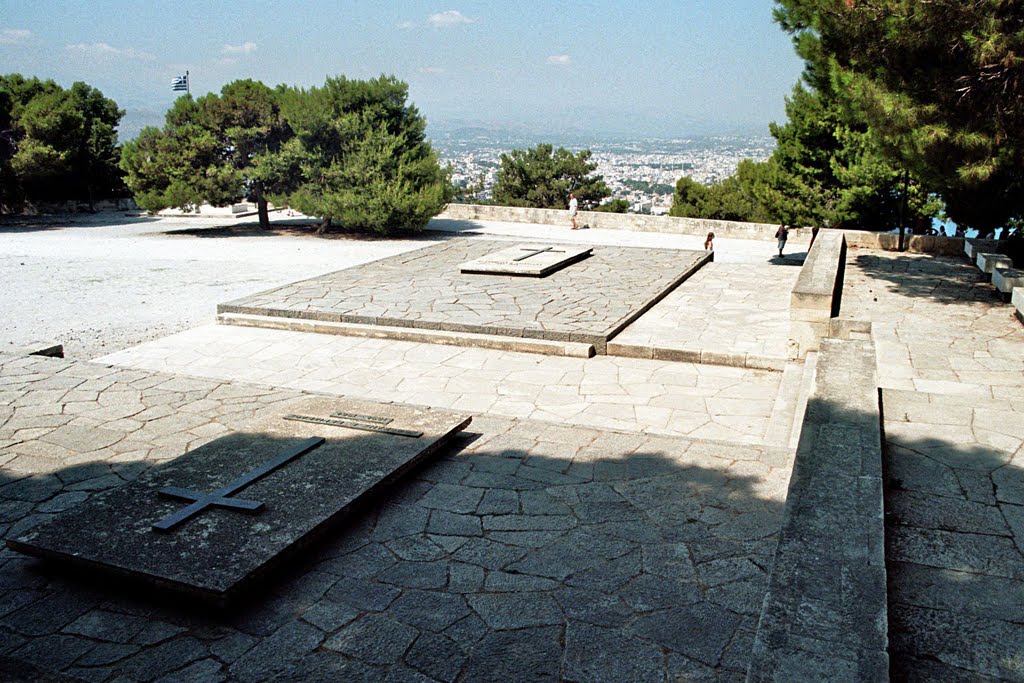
[0,213,430,359]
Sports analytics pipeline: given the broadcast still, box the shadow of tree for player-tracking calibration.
[2,355,1021,681]
[0,408,786,682]
[848,251,1003,306]
[0,213,158,234]
[160,218,456,242]
[881,389,1024,681]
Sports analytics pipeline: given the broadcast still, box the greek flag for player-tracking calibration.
[171,74,188,92]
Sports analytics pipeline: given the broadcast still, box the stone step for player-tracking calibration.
[605,340,788,371]
[218,312,596,358]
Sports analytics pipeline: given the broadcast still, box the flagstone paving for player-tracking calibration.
[609,262,800,365]
[841,250,1024,399]
[218,239,709,354]
[97,324,794,448]
[0,352,793,682]
[842,248,1024,681]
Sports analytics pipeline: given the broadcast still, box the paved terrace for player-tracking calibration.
[2,212,1022,680]
[840,249,1024,680]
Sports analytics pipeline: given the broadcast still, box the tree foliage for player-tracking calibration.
[122,75,450,234]
[491,144,610,209]
[0,74,124,208]
[120,80,289,229]
[269,75,451,234]
[773,0,1024,230]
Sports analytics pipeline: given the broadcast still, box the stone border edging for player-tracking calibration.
[439,204,965,255]
[747,337,889,681]
[789,232,847,358]
[217,313,597,358]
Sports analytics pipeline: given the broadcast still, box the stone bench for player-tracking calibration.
[1014,288,1024,325]
[964,238,1001,260]
[976,251,1013,275]
[789,230,846,358]
[747,337,888,681]
[993,267,1024,301]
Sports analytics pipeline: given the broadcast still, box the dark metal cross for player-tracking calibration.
[151,436,325,533]
[513,246,566,262]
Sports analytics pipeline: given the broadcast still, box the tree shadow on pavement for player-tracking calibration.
[0,408,787,682]
[847,251,1004,306]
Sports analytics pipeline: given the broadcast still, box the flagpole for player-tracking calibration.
[186,70,190,95]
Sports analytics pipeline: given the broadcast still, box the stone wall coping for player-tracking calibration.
[747,337,888,681]
[439,204,966,255]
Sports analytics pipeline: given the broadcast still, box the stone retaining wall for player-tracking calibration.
[747,337,889,681]
[439,203,965,255]
[789,231,847,357]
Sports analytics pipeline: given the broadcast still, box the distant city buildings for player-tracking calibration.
[437,133,775,210]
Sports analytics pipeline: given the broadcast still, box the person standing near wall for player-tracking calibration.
[569,193,579,230]
[775,224,789,257]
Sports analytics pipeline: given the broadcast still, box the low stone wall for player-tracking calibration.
[747,337,888,681]
[439,203,965,255]
[789,231,847,357]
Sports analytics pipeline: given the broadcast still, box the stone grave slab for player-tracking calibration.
[219,239,711,354]
[460,243,592,276]
[7,397,470,606]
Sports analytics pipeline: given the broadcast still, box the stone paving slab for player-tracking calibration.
[608,263,799,370]
[841,250,1024,399]
[97,324,793,448]
[8,397,470,606]
[218,238,710,354]
[460,243,592,276]
[882,388,1024,681]
[0,352,794,681]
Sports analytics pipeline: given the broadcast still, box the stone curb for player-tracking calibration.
[606,341,788,371]
[217,312,596,358]
[747,337,888,682]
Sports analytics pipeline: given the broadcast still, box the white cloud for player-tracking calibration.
[547,54,571,66]
[221,41,257,55]
[397,20,416,30]
[428,10,474,27]
[66,42,155,60]
[419,67,445,74]
[0,29,32,45]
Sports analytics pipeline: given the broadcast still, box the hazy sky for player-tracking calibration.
[0,1,806,138]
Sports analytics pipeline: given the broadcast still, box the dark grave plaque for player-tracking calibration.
[460,243,592,276]
[7,398,470,606]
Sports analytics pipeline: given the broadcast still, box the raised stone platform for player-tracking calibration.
[460,243,591,276]
[8,396,470,606]
[218,238,710,354]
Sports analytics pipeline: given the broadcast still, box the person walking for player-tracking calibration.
[775,224,789,257]
[569,193,579,230]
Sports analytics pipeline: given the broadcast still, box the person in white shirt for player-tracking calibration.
[569,193,579,230]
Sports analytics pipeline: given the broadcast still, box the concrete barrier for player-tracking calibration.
[789,231,846,357]
[1013,288,1024,325]
[747,337,888,682]
[438,203,965,255]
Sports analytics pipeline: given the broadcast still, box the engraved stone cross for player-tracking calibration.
[151,436,325,533]
[513,246,566,262]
